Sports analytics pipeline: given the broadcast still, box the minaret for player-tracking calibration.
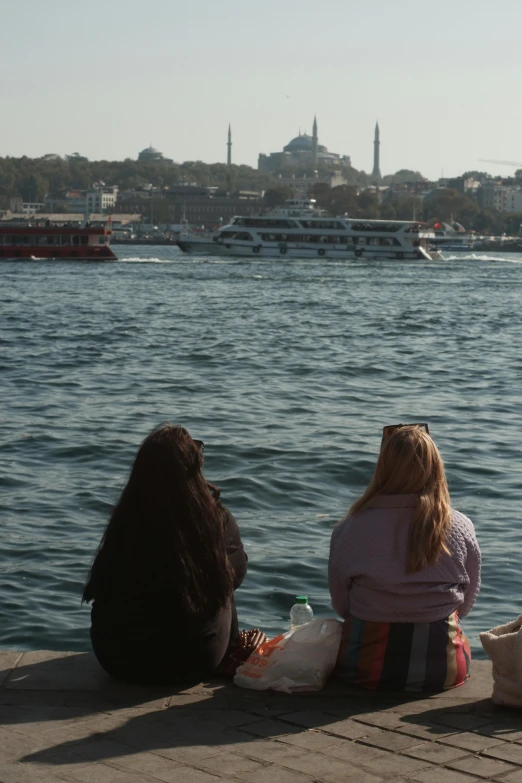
[227,124,232,166]
[372,121,381,180]
[312,115,318,165]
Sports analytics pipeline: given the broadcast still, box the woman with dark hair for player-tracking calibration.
[83,424,247,686]
[329,424,481,692]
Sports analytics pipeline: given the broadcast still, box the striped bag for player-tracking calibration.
[335,611,471,692]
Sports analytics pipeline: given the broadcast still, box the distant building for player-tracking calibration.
[0,212,140,226]
[65,186,118,213]
[258,117,351,172]
[116,185,264,228]
[137,146,173,163]
[21,202,45,215]
[478,184,522,213]
[274,172,348,198]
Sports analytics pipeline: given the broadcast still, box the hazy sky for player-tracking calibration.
[2,0,521,180]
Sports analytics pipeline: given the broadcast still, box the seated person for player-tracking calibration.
[83,423,247,686]
[329,424,480,692]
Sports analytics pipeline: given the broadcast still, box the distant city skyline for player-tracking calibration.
[2,0,521,180]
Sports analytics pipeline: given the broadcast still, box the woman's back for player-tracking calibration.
[329,494,481,624]
[84,425,247,686]
[329,424,481,692]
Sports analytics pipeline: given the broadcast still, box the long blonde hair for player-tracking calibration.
[349,426,451,573]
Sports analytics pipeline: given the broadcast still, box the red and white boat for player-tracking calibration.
[0,222,117,261]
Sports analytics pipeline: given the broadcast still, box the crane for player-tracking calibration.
[479,158,522,167]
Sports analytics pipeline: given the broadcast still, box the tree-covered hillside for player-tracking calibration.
[0,155,376,208]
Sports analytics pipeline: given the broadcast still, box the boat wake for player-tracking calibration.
[443,253,522,262]
[119,256,173,264]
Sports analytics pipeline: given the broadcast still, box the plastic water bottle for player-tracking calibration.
[290,595,313,630]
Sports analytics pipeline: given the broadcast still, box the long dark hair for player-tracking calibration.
[83,424,234,615]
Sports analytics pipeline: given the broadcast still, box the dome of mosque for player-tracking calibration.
[283,135,328,154]
[138,146,164,161]
[284,134,313,153]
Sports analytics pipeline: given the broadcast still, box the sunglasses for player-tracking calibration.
[382,423,430,443]
[193,439,205,452]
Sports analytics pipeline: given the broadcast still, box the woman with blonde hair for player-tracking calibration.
[329,424,481,691]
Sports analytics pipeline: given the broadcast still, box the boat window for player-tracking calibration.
[349,222,401,233]
[299,220,345,230]
[80,235,89,245]
[234,217,296,229]
[61,236,70,245]
[377,237,401,246]
[256,233,356,245]
[235,232,253,241]
[47,235,56,244]
[73,236,80,246]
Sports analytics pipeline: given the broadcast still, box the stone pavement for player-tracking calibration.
[0,650,520,783]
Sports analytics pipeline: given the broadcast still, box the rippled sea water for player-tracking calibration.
[1,247,522,656]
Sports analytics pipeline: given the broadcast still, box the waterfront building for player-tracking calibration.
[274,172,348,198]
[372,122,382,181]
[0,212,139,228]
[116,185,264,229]
[8,198,45,215]
[478,183,522,213]
[65,186,118,213]
[21,202,46,215]
[258,117,351,172]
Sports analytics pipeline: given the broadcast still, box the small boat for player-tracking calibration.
[177,199,438,261]
[0,221,117,261]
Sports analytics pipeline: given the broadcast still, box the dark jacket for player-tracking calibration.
[90,505,247,686]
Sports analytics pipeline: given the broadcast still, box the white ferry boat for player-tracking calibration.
[431,222,475,252]
[177,199,439,260]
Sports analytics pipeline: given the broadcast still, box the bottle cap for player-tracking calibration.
[295,596,308,604]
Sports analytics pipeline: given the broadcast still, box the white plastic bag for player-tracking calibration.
[480,614,522,708]
[234,618,342,693]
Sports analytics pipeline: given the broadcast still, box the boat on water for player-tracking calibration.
[430,222,475,252]
[0,221,117,261]
[177,199,439,260]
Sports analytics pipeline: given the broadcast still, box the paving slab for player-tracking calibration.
[0,653,22,687]
[0,651,519,783]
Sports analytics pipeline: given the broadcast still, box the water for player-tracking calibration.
[1,247,522,657]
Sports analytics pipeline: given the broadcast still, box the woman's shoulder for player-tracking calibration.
[331,507,380,543]
[449,508,478,545]
[450,507,475,530]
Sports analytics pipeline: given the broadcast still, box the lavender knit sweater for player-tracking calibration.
[328,494,481,624]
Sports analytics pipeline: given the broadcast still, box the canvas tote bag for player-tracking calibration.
[479,614,522,708]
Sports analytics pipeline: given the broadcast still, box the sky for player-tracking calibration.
[2,0,521,180]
